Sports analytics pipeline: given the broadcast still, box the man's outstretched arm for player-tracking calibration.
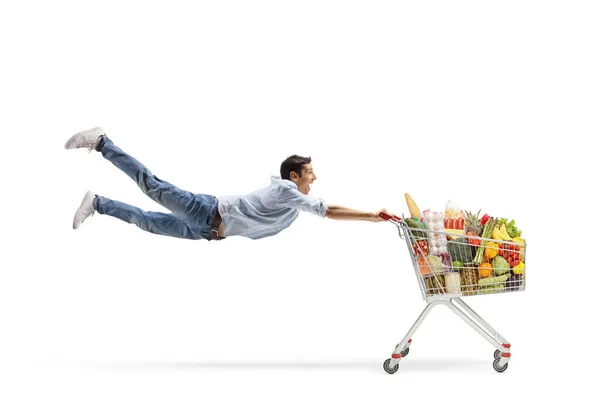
[325,205,388,222]
[276,187,388,222]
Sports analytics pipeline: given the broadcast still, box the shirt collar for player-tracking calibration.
[270,175,298,189]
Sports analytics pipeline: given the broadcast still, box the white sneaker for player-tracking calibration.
[64,127,105,151]
[73,191,97,229]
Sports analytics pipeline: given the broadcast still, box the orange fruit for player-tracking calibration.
[478,262,493,278]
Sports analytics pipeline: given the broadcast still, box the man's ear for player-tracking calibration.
[290,171,298,180]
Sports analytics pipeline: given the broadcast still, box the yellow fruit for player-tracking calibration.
[499,225,512,241]
[492,227,503,241]
[513,261,525,275]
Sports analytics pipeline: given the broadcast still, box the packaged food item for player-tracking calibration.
[460,264,478,296]
[505,273,523,291]
[444,200,465,231]
[423,210,452,266]
[425,255,451,274]
[447,238,474,264]
[418,256,432,276]
[445,272,462,294]
[412,240,428,260]
[425,275,445,295]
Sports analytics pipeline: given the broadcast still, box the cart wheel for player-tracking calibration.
[383,359,399,374]
[493,358,509,373]
[401,348,410,357]
[494,350,501,359]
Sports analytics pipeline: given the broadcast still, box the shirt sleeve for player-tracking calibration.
[277,187,328,218]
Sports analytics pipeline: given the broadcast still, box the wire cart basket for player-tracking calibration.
[380,212,526,374]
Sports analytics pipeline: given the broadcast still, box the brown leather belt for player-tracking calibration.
[211,208,224,240]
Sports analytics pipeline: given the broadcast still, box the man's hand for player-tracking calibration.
[373,208,390,222]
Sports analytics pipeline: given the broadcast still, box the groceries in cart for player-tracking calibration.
[400,193,526,298]
[381,195,526,374]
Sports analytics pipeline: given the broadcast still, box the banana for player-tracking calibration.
[499,224,512,241]
[492,227,503,241]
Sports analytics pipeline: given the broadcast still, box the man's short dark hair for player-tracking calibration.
[280,155,312,180]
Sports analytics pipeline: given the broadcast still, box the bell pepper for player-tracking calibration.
[481,214,491,226]
[484,242,499,259]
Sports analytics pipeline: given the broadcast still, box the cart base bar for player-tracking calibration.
[385,297,512,373]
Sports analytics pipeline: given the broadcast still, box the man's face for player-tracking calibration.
[291,164,317,195]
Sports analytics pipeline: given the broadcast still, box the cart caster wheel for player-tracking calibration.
[401,348,410,357]
[493,358,509,373]
[494,350,501,359]
[383,359,399,374]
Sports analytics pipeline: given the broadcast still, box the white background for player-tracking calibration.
[1,0,598,399]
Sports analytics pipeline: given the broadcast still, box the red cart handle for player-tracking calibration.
[379,212,402,221]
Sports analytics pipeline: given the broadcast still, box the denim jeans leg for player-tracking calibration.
[93,196,207,240]
[96,136,215,227]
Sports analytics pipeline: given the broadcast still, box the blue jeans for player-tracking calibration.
[92,136,219,240]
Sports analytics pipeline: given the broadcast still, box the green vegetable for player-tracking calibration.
[451,260,463,272]
[448,238,474,264]
[505,219,521,238]
[405,217,427,239]
[492,256,510,276]
[478,273,510,286]
[496,218,521,238]
[478,284,505,295]
[474,219,497,264]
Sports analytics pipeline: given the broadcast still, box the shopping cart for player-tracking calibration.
[379,212,526,374]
